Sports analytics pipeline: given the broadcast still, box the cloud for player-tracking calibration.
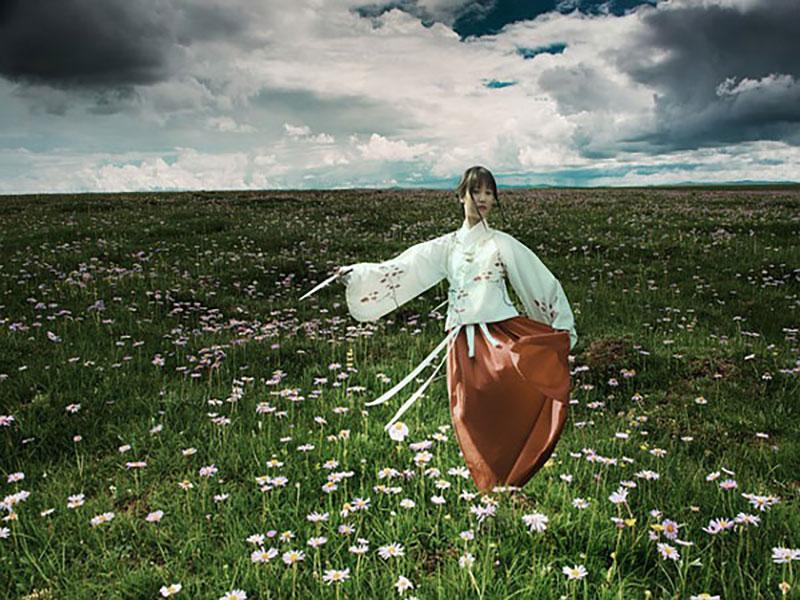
[353,0,488,30]
[284,124,313,138]
[607,0,800,149]
[716,73,796,98]
[0,0,798,193]
[83,148,262,191]
[206,116,257,133]
[354,0,660,38]
[284,123,336,143]
[0,0,249,89]
[355,133,432,161]
[587,140,800,186]
[3,136,799,195]
[537,62,633,115]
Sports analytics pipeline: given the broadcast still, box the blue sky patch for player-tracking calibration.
[453,0,660,39]
[483,79,517,89]
[517,43,567,59]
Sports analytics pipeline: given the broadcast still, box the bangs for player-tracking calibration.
[466,171,496,194]
[456,166,498,200]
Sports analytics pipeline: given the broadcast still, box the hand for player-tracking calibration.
[334,266,353,282]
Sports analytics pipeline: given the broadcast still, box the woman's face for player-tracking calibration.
[462,184,494,222]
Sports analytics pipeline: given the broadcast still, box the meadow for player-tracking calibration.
[0,186,798,599]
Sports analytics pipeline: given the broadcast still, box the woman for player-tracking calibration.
[328,166,577,492]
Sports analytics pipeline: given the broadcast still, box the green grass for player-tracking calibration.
[0,187,798,599]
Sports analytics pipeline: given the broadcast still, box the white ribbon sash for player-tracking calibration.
[365,324,462,408]
[366,320,505,431]
[464,322,502,357]
[479,321,502,349]
[383,345,451,431]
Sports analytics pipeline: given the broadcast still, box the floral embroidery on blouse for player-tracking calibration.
[471,250,506,283]
[489,250,517,310]
[533,297,557,322]
[446,245,520,325]
[449,287,470,315]
[360,264,406,307]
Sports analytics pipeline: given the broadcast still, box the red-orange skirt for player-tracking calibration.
[446,316,571,492]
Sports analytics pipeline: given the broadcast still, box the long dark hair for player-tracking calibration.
[454,165,508,231]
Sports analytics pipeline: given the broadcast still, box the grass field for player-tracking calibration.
[1,187,798,599]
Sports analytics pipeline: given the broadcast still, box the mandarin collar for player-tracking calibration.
[455,218,493,248]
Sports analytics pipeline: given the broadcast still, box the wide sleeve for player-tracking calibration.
[496,232,578,351]
[341,234,452,322]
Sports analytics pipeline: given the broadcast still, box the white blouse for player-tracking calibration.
[330,219,577,433]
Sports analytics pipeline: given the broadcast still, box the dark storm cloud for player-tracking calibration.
[0,0,244,89]
[610,0,800,150]
[353,0,658,39]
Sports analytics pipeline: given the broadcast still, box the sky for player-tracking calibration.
[1,0,799,193]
